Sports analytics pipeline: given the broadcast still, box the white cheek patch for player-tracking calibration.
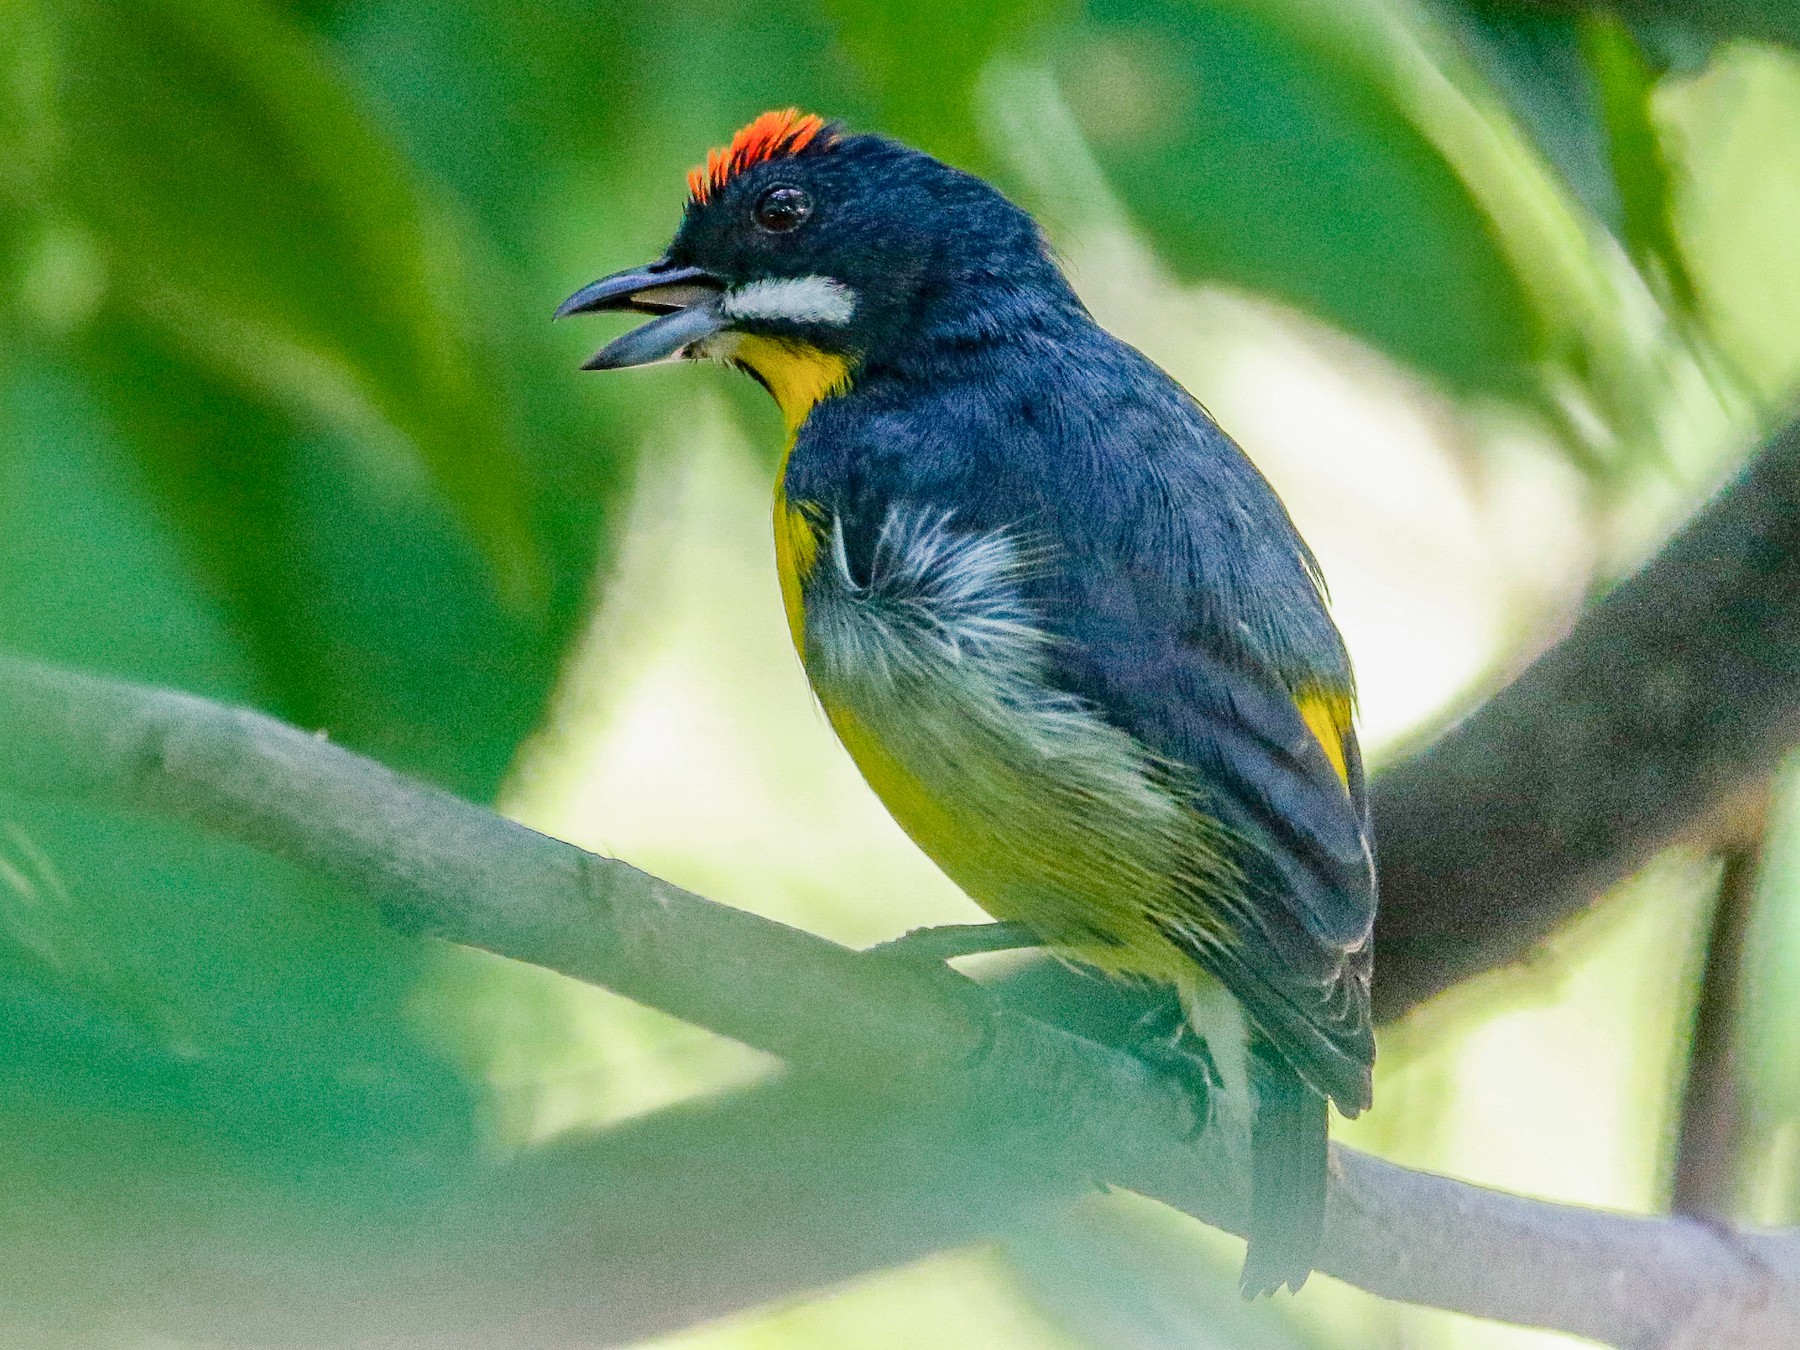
[721,276,856,326]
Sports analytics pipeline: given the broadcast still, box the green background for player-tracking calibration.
[4,0,1800,1345]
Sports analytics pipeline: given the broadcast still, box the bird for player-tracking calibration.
[557,108,1375,1296]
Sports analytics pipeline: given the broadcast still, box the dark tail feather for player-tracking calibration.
[1239,1050,1329,1298]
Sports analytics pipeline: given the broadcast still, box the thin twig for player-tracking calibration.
[1672,794,1771,1217]
[993,414,1800,1036]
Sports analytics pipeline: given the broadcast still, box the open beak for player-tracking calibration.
[554,261,728,370]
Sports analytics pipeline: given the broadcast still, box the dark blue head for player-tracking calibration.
[557,110,1085,423]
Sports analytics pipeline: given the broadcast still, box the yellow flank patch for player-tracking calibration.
[822,699,973,873]
[772,487,818,654]
[1294,687,1353,790]
[732,335,851,433]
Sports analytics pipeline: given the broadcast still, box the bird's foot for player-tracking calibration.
[1126,995,1218,1139]
[864,923,1043,1072]
[866,921,1043,965]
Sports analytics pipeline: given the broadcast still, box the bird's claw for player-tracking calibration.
[1126,997,1218,1139]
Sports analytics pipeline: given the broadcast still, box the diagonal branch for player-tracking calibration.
[1371,414,1800,1019]
[5,650,1800,1348]
[11,1063,1795,1350]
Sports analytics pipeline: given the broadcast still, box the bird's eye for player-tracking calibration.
[753,185,812,233]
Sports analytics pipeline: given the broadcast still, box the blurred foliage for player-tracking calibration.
[1057,0,1547,400]
[3,0,1800,1345]
[1448,4,1700,310]
[1004,1197,1329,1349]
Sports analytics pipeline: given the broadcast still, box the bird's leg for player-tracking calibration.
[1126,993,1218,1138]
[865,920,1044,964]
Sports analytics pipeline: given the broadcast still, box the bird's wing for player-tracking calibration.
[1030,519,1377,1112]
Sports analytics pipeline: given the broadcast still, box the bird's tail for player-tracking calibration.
[1239,1048,1329,1298]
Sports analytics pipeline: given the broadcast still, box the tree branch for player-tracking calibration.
[0,650,987,1079]
[1371,414,1800,1019]
[6,650,1800,1347]
[1319,1145,1800,1349]
[9,1060,1798,1350]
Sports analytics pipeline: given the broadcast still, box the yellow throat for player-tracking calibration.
[732,334,851,435]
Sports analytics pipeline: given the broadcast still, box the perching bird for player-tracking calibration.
[558,109,1375,1295]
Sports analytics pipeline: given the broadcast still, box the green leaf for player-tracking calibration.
[1741,763,1800,1142]
[1444,4,1698,314]
[0,0,57,207]
[5,0,656,798]
[59,316,581,794]
[1439,6,1624,232]
[1047,0,1545,400]
[820,0,1058,167]
[37,0,540,597]
[1581,12,1699,312]
[0,355,479,1232]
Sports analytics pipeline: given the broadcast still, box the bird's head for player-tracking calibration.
[557,109,1070,428]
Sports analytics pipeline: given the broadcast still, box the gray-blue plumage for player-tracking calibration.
[789,277,1375,1110]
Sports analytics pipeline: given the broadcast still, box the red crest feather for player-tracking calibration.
[687,109,833,205]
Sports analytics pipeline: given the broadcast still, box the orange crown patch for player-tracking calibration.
[688,109,834,205]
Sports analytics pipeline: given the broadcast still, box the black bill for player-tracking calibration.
[554,261,728,370]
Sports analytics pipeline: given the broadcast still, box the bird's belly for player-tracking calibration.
[811,603,1253,1114]
[818,690,1180,978]
[795,515,1236,981]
